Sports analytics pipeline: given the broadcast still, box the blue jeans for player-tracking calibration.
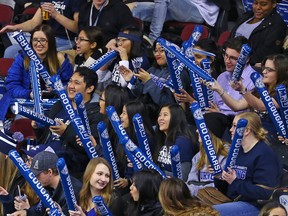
[4,37,75,58]
[132,0,204,42]
[213,201,260,216]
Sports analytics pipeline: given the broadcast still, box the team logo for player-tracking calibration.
[193,108,203,120]
[101,129,109,139]
[111,112,120,122]
[254,78,265,88]
[236,127,246,136]
[125,139,137,151]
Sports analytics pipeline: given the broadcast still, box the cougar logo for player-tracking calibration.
[255,78,265,88]
[236,127,246,136]
[193,108,203,120]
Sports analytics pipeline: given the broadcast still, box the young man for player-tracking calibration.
[10,150,82,216]
[33,67,104,178]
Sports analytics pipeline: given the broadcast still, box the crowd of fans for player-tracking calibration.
[0,0,288,215]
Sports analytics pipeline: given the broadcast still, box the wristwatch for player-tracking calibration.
[239,88,248,95]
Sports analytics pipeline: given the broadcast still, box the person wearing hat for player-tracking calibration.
[9,150,82,216]
[186,112,230,197]
[31,66,104,179]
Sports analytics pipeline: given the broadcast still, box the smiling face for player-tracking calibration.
[154,44,167,66]
[120,105,129,129]
[67,72,93,102]
[262,59,277,86]
[223,48,240,72]
[158,107,171,134]
[253,0,276,21]
[90,163,110,193]
[32,31,48,59]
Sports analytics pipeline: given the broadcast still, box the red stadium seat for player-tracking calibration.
[0,58,14,77]
[0,4,13,26]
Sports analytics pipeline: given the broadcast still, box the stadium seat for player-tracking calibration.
[0,4,13,26]
[0,58,14,77]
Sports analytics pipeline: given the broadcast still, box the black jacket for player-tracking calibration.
[34,100,104,178]
[230,9,287,65]
[25,176,82,216]
[78,0,135,44]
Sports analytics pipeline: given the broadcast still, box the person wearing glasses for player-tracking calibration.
[74,26,106,88]
[198,36,255,140]
[4,24,73,101]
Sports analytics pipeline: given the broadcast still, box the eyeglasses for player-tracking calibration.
[115,38,128,45]
[99,97,105,102]
[153,48,165,54]
[223,52,238,63]
[32,38,48,46]
[74,37,90,43]
[262,66,276,73]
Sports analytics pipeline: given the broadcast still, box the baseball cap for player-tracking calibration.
[22,144,49,157]
[30,150,58,176]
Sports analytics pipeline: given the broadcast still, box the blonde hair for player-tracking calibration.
[79,158,113,212]
[159,178,219,216]
[237,112,268,141]
[0,153,17,215]
[197,131,228,171]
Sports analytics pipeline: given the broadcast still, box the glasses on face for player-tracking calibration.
[115,38,128,45]
[32,38,48,46]
[262,66,276,73]
[74,37,90,43]
[153,48,165,55]
[99,97,105,102]
[223,52,238,63]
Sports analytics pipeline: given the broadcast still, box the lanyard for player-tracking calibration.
[89,0,108,26]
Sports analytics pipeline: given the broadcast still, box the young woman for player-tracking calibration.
[115,101,155,190]
[159,178,219,216]
[5,24,73,99]
[213,112,282,216]
[121,34,191,107]
[259,201,287,216]
[69,157,123,216]
[230,0,287,66]
[100,26,150,88]
[74,26,105,69]
[126,169,163,216]
[154,104,198,181]
[186,113,229,196]
[99,84,130,179]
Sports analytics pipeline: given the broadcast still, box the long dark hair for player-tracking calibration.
[24,24,59,75]
[126,169,163,216]
[124,101,155,142]
[154,104,195,160]
[80,26,104,52]
[119,26,144,59]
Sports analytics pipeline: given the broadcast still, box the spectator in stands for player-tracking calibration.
[230,0,287,66]
[154,104,198,181]
[78,0,135,45]
[0,24,73,121]
[69,157,124,216]
[159,178,220,216]
[32,67,104,179]
[126,169,163,216]
[10,150,82,216]
[259,201,287,216]
[129,0,230,42]
[74,26,105,71]
[114,101,155,193]
[5,24,73,99]
[0,0,83,57]
[213,112,282,216]
[186,113,229,196]
[120,34,191,107]
[99,26,150,88]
